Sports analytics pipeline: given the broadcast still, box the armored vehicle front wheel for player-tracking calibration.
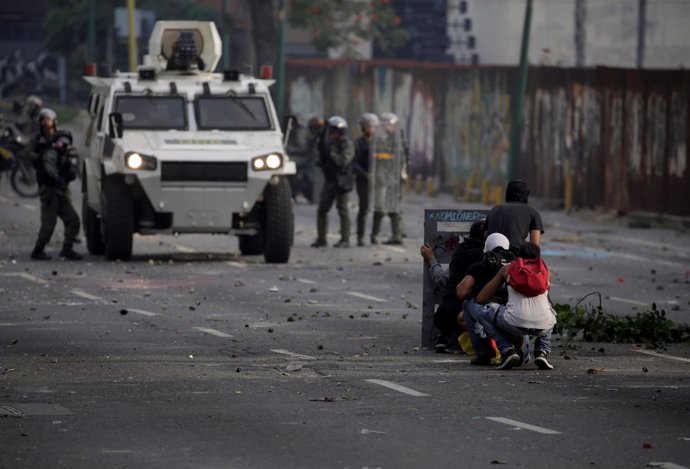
[101,176,134,261]
[262,177,294,264]
[82,195,105,255]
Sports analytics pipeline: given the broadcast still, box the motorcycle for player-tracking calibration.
[0,116,38,198]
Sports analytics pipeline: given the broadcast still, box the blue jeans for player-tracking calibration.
[495,309,552,355]
[466,300,539,357]
[462,299,496,358]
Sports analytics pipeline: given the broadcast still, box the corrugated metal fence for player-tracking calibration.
[285,59,690,216]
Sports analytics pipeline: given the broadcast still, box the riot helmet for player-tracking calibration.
[26,95,43,111]
[359,113,380,131]
[38,108,58,132]
[328,116,348,137]
[380,112,399,126]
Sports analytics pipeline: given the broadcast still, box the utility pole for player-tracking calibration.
[87,0,95,63]
[508,0,532,181]
[637,0,646,69]
[276,0,286,119]
[221,0,231,69]
[127,0,138,72]
[574,0,586,67]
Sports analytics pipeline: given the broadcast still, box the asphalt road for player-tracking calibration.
[0,181,689,469]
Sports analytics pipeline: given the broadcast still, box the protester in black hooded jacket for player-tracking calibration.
[485,179,544,254]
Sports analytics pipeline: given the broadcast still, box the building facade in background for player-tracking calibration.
[461,0,690,68]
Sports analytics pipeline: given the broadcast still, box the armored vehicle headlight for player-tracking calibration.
[127,153,143,169]
[265,153,282,169]
[252,153,283,171]
[125,152,157,171]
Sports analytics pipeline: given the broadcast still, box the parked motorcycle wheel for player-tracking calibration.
[10,162,38,198]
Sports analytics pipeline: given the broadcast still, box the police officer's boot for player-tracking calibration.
[31,244,51,261]
[59,244,83,261]
[371,211,384,245]
[383,213,403,245]
[312,212,328,247]
[356,217,366,247]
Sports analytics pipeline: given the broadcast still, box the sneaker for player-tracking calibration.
[370,236,378,245]
[30,250,51,261]
[333,239,350,248]
[311,239,327,248]
[534,351,553,370]
[356,238,365,247]
[435,336,449,354]
[496,349,520,370]
[513,336,526,366]
[59,249,83,261]
[382,239,403,246]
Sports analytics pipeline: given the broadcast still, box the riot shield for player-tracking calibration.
[369,127,403,214]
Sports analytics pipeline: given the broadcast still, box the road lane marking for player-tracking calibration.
[365,379,429,397]
[360,429,387,435]
[0,272,49,284]
[348,291,388,303]
[634,350,690,364]
[225,261,247,268]
[21,203,37,211]
[646,463,689,469]
[610,296,647,306]
[193,327,233,338]
[18,273,49,284]
[296,278,316,285]
[270,349,316,360]
[175,245,197,253]
[486,417,561,434]
[128,308,159,317]
[381,245,406,254]
[71,289,102,301]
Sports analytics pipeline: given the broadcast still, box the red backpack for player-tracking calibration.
[508,257,549,297]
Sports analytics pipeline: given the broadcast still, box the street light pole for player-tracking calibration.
[127,0,138,72]
[276,0,286,120]
[508,0,532,181]
[87,0,95,63]
[221,0,231,69]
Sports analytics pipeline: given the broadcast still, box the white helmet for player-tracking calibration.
[26,95,43,107]
[328,115,348,130]
[380,112,399,126]
[359,113,380,129]
[38,108,58,122]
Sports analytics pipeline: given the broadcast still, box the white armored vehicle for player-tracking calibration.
[80,21,295,262]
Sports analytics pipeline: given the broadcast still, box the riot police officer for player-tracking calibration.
[370,112,408,245]
[16,95,43,135]
[30,108,82,261]
[311,116,355,248]
[354,113,379,246]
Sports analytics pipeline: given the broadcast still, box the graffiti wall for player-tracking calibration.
[285,59,690,217]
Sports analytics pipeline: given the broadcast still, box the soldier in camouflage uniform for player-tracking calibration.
[311,116,355,248]
[30,109,82,261]
[370,112,408,245]
[354,113,379,246]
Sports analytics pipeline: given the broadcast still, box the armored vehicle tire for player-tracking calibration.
[238,234,264,256]
[262,177,294,264]
[82,196,105,255]
[101,176,134,261]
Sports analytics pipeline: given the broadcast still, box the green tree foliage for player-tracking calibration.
[288,0,408,57]
[44,0,217,60]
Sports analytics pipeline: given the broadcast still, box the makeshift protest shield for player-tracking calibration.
[369,127,403,214]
